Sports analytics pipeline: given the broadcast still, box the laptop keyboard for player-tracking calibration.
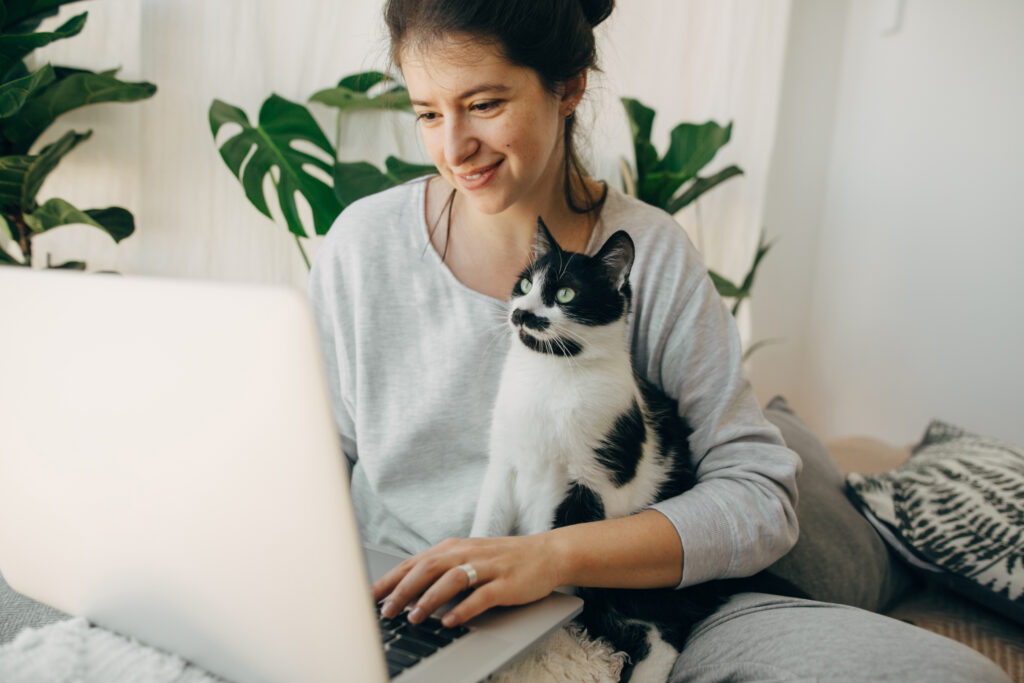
[378,605,471,678]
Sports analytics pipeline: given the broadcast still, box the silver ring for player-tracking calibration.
[456,563,478,588]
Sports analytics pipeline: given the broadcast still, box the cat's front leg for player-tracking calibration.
[470,460,517,538]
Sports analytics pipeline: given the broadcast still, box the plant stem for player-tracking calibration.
[11,211,32,266]
[295,234,310,271]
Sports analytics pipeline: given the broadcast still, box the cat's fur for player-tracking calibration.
[470,218,731,682]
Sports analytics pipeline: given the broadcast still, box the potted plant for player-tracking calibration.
[0,0,157,270]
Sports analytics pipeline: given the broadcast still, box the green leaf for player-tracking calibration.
[3,0,89,32]
[658,120,732,178]
[620,97,657,181]
[209,95,341,237]
[22,197,133,244]
[1,67,155,152]
[0,11,86,82]
[739,229,774,293]
[333,161,394,209]
[664,165,744,215]
[0,243,26,265]
[333,157,435,209]
[384,156,435,183]
[309,71,411,113]
[708,270,743,298]
[0,62,53,117]
[336,71,391,93]
[0,128,90,212]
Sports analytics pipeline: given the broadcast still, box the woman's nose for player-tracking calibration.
[443,117,478,168]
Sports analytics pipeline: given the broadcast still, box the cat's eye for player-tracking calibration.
[556,287,576,303]
[519,278,532,294]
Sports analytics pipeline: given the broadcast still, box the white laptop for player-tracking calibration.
[0,267,581,683]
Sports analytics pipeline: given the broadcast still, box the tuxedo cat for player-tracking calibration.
[470,218,728,682]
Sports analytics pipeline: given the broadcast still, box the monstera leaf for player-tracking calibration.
[0,128,89,212]
[1,67,156,153]
[620,97,743,214]
[334,156,435,209]
[210,94,342,238]
[309,71,412,113]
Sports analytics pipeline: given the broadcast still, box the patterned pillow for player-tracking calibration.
[846,420,1024,625]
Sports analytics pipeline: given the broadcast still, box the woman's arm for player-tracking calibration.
[373,509,680,627]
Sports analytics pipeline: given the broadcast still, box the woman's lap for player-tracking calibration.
[670,592,1012,683]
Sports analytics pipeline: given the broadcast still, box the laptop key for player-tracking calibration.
[390,636,437,658]
[384,647,419,668]
[396,623,453,647]
[387,663,404,678]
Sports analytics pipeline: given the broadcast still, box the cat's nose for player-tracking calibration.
[511,309,550,331]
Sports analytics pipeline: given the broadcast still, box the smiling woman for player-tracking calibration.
[305,1,1013,682]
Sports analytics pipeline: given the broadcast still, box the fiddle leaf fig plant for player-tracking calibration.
[0,0,157,269]
[210,70,434,269]
[620,97,777,358]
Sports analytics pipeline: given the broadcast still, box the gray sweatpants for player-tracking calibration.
[670,593,1012,683]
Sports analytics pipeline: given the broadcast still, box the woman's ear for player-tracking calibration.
[560,70,588,117]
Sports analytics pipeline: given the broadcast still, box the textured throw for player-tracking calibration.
[0,618,623,682]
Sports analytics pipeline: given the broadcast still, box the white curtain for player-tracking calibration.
[22,0,790,344]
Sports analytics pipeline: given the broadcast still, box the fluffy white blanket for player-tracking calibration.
[0,618,624,683]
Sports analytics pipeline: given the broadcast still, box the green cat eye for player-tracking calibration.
[519,278,532,294]
[556,287,576,303]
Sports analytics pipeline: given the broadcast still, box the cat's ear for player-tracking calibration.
[595,230,635,291]
[532,217,560,260]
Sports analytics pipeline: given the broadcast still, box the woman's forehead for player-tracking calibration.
[399,35,540,98]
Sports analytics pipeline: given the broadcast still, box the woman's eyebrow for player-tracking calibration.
[410,83,511,107]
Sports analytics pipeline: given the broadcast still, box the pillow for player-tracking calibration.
[760,396,914,612]
[846,420,1024,625]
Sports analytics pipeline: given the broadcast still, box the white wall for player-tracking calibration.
[17,0,790,304]
[750,0,1024,447]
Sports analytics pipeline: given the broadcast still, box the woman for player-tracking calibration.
[307,1,1010,680]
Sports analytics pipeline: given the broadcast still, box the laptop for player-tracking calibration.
[0,267,582,683]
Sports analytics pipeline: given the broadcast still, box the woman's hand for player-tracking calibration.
[372,533,565,627]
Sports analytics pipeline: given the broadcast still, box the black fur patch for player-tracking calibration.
[511,308,550,331]
[553,482,605,528]
[518,330,583,357]
[637,378,697,500]
[594,400,646,487]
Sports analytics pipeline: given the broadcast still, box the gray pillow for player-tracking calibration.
[761,395,914,612]
[847,420,1024,625]
[0,569,69,644]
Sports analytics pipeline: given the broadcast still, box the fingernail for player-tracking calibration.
[408,606,423,623]
[442,614,456,627]
[381,600,395,618]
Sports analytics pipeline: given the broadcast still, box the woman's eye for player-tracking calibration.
[519,278,532,294]
[556,287,576,303]
[415,111,439,123]
[471,100,501,113]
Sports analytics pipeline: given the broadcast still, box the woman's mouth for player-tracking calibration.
[456,160,502,190]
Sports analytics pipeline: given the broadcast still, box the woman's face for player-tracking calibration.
[401,36,570,217]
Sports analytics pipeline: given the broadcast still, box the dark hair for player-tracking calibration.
[384,0,614,229]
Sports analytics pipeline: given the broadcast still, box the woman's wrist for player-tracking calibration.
[540,509,684,590]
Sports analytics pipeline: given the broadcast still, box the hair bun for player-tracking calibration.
[578,0,614,28]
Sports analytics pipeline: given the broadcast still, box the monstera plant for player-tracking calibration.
[620,97,773,323]
[210,71,434,269]
[0,0,157,269]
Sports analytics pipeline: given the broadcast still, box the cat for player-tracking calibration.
[470,217,731,682]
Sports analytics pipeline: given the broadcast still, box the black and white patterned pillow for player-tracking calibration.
[846,420,1024,624]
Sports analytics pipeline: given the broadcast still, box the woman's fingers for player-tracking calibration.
[406,564,478,624]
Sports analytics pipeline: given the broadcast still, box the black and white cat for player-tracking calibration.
[470,218,728,682]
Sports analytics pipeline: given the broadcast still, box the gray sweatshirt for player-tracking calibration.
[307,178,799,588]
